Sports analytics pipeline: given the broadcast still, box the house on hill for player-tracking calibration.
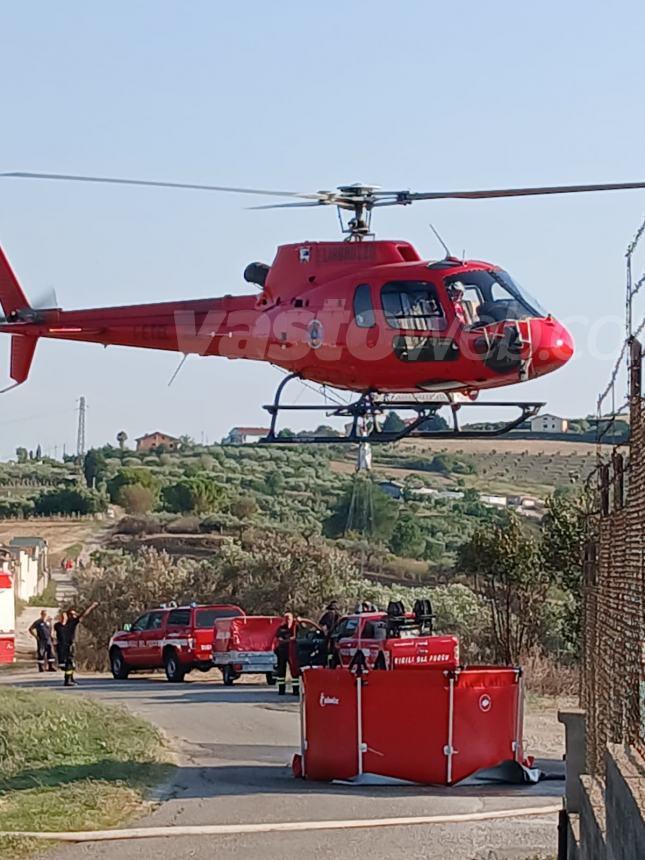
[136,432,180,453]
[223,427,270,445]
[529,413,569,434]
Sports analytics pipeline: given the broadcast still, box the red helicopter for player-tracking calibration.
[0,173,643,443]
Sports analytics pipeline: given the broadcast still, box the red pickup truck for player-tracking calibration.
[332,601,459,671]
[109,603,244,682]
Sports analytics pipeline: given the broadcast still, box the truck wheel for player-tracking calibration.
[164,650,185,683]
[110,648,129,680]
[222,665,239,686]
[265,672,276,686]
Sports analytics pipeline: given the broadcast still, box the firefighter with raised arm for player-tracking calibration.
[274,612,299,696]
[60,602,99,687]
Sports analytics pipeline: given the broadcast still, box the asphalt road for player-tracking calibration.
[3,671,564,859]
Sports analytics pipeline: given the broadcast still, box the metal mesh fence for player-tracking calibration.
[582,338,645,775]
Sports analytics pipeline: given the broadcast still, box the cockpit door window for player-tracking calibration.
[381,281,445,331]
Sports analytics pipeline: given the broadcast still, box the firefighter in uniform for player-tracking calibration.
[274,612,299,696]
[53,611,67,669]
[61,602,99,687]
[29,609,56,672]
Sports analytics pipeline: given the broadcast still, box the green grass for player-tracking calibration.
[0,687,174,858]
[26,579,57,607]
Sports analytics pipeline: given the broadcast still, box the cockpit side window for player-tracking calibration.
[381,281,445,331]
[353,283,375,328]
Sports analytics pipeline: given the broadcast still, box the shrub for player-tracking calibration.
[161,475,226,514]
[165,515,201,534]
[115,515,161,536]
[230,497,258,519]
[34,488,106,516]
[116,483,155,515]
[107,468,159,503]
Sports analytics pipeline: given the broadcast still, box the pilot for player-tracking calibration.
[447,284,466,324]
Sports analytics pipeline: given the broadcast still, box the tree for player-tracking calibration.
[324,477,399,542]
[107,468,160,503]
[72,537,363,668]
[15,447,28,464]
[457,513,551,663]
[116,483,155,515]
[161,475,226,514]
[383,412,406,434]
[541,492,586,654]
[116,430,128,453]
[34,487,106,516]
[389,515,426,559]
[35,444,42,461]
[83,449,107,488]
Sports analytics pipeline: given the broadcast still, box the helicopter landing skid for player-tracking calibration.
[261,373,544,444]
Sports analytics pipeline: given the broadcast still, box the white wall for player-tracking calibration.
[14,551,39,601]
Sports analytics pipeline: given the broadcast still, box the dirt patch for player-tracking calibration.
[524,694,576,759]
[0,519,107,560]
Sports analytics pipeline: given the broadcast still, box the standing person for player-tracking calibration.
[274,612,297,697]
[318,601,340,667]
[53,611,67,670]
[318,601,340,636]
[61,602,99,687]
[28,609,56,672]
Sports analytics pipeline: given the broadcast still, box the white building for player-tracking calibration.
[529,413,569,434]
[480,494,508,508]
[8,537,48,601]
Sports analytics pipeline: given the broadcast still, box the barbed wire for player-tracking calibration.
[597,213,645,422]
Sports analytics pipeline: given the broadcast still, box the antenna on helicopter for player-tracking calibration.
[429,223,452,259]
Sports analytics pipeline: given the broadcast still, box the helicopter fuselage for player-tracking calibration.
[0,239,573,395]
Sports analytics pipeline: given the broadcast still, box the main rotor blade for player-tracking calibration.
[0,171,324,200]
[248,201,327,210]
[400,181,645,202]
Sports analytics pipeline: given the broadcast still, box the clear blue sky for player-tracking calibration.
[1,1,645,457]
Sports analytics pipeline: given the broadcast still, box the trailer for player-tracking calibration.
[212,615,282,685]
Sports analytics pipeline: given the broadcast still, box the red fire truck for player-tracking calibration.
[108,603,243,682]
[332,600,459,671]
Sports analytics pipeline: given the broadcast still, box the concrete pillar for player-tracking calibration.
[559,708,587,813]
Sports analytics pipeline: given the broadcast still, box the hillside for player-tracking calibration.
[0,436,596,587]
[332,437,601,500]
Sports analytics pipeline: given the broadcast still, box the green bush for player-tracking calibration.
[161,475,226,514]
[34,488,106,516]
[107,468,160,504]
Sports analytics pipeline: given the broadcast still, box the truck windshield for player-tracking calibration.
[196,607,243,628]
[445,269,547,326]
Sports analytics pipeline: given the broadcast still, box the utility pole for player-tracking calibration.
[76,396,87,459]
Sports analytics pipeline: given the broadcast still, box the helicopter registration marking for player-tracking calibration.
[134,324,169,341]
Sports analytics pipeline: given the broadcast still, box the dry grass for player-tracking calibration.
[523,650,579,697]
[0,520,106,559]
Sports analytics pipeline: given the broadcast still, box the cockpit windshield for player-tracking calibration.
[444,269,547,327]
